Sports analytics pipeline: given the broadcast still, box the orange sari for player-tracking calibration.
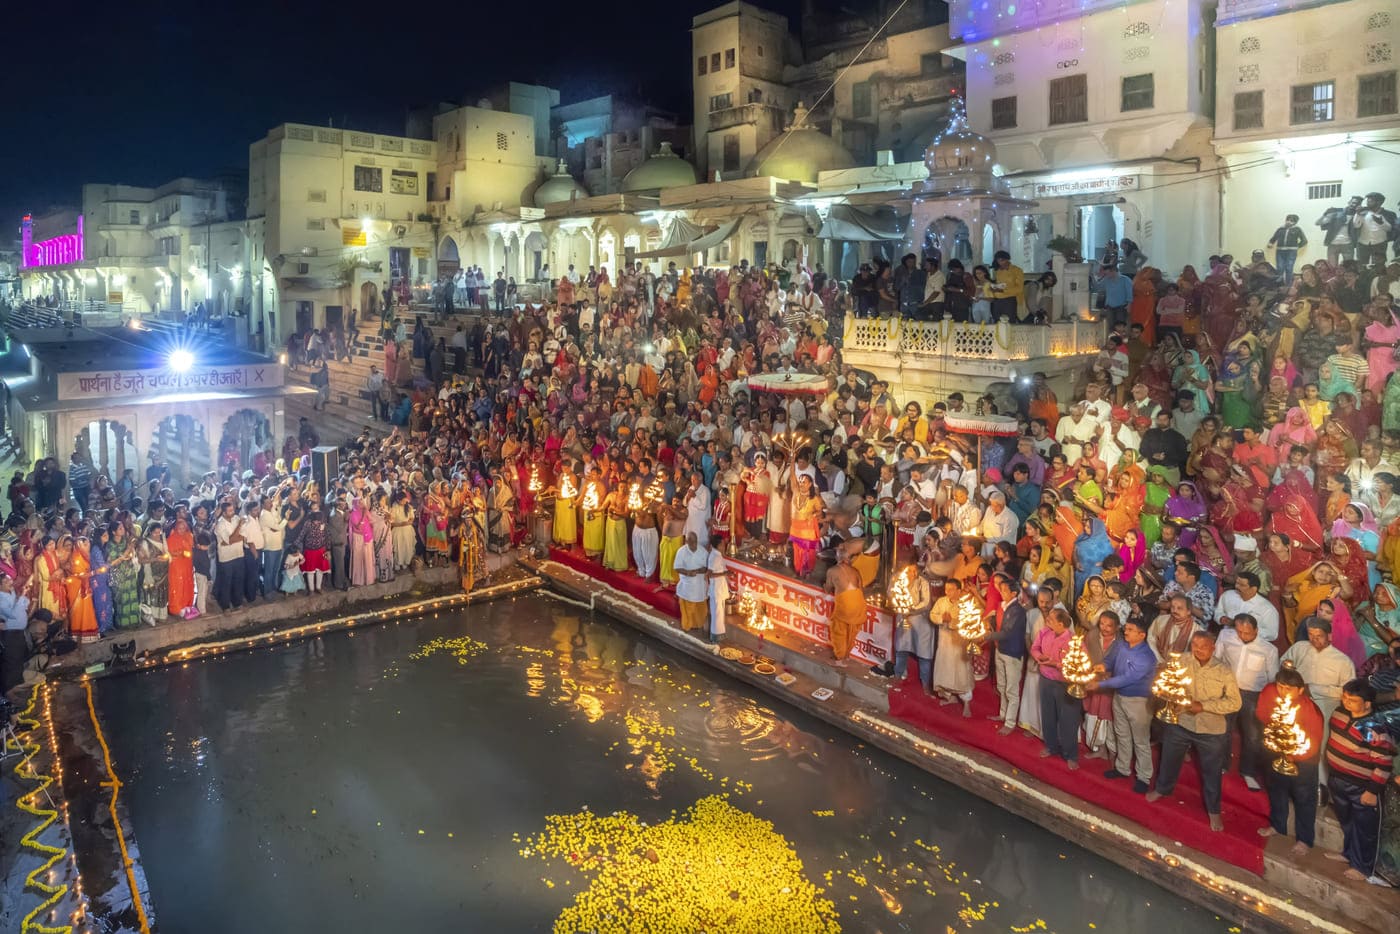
[1129,268,1158,344]
[67,546,98,640]
[167,527,195,615]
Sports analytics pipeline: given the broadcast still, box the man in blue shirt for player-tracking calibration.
[1093,618,1157,792]
[1093,265,1134,325]
[986,576,1029,735]
[0,572,33,698]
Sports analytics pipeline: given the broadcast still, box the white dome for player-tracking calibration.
[922,96,998,177]
[749,102,856,184]
[621,142,697,192]
[534,160,588,206]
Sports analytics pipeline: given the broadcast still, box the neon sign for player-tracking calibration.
[21,214,84,267]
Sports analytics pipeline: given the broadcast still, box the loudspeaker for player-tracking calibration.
[310,446,339,489]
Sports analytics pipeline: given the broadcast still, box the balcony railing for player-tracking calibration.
[842,313,1105,362]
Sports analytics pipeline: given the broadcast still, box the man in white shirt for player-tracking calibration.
[1054,403,1099,465]
[213,500,246,611]
[1080,383,1112,424]
[259,494,289,601]
[690,412,717,444]
[1213,572,1279,643]
[979,491,1018,556]
[239,501,266,603]
[673,532,710,635]
[1214,614,1279,790]
[1351,192,1395,266]
[683,473,712,546]
[1281,622,1355,727]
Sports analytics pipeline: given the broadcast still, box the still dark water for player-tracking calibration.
[95,593,1228,933]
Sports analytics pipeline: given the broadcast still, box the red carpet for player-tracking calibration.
[548,546,680,618]
[887,673,1270,874]
[547,550,1270,874]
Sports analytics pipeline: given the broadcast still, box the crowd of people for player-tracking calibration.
[4,212,1400,888]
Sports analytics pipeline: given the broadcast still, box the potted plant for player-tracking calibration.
[1046,235,1083,264]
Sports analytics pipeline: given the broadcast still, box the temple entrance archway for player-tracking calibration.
[78,419,139,486]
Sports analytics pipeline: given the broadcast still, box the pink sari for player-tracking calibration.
[1118,532,1146,583]
[1364,315,1400,395]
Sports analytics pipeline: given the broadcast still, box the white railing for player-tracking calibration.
[842,313,1105,362]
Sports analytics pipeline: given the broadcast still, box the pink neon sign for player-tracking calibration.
[21,214,84,267]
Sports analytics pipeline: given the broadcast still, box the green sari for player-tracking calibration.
[1140,471,1172,546]
[108,537,142,630]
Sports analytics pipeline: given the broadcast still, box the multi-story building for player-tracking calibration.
[1213,0,1400,259]
[246,123,439,347]
[952,0,1222,274]
[19,178,240,319]
[552,95,687,197]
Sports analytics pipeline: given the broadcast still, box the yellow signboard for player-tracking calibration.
[342,226,366,247]
[108,292,124,303]
[412,247,430,258]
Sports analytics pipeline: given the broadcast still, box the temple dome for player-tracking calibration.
[621,142,697,192]
[749,102,856,184]
[922,96,997,177]
[534,161,588,206]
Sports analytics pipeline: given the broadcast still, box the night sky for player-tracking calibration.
[4,0,803,234]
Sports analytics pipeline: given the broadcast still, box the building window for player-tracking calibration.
[921,53,943,76]
[1048,73,1088,125]
[697,56,707,76]
[991,95,1018,129]
[354,165,383,192]
[1307,181,1343,200]
[709,93,732,112]
[757,44,764,57]
[128,209,140,224]
[852,81,873,119]
[725,48,735,69]
[1239,36,1260,54]
[710,52,721,72]
[1359,71,1397,116]
[723,134,741,173]
[306,218,326,230]
[1290,80,1335,124]
[496,132,509,150]
[1233,90,1264,129]
[1121,73,1155,111]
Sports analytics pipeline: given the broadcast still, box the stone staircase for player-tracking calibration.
[283,309,490,446]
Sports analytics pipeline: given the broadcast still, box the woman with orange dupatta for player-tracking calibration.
[1129,266,1159,345]
[1082,471,1146,546]
[167,516,195,616]
[66,535,99,642]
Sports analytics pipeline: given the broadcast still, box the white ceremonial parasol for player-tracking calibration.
[745,372,829,397]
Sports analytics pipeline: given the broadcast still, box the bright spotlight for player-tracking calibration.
[169,349,195,372]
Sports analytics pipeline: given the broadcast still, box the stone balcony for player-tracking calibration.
[840,313,1105,399]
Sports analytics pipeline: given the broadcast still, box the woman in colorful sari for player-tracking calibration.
[788,475,824,578]
[36,537,67,621]
[1129,266,1159,345]
[106,524,140,630]
[1138,468,1171,547]
[1268,407,1317,462]
[1075,575,1111,628]
[66,536,98,642]
[1358,582,1400,662]
[424,482,451,564]
[1363,304,1400,396]
[1316,361,1354,403]
[1283,560,1349,642]
[1200,264,1240,354]
[1165,481,1208,549]
[1196,526,1236,588]
[139,524,170,618]
[166,516,195,617]
[1072,517,1115,599]
[1320,470,1354,528]
[1173,350,1214,413]
[1267,471,1328,554]
[1140,351,1177,413]
[1118,527,1147,583]
[89,527,114,634]
[1332,502,1381,589]
[1082,471,1144,547]
[1216,347,1261,429]
[1328,536,1373,606]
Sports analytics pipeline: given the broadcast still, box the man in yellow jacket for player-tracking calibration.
[991,250,1025,321]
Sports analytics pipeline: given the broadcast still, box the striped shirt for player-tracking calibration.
[1325,352,1369,390]
[1325,709,1396,794]
[67,459,90,490]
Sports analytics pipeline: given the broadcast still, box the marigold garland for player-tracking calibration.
[7,684,72,934]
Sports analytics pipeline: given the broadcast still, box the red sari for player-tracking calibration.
[1129,268,1158,345]
[1266,470,1326,554]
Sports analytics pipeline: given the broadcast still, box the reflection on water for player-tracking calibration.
[95,593,1229,934]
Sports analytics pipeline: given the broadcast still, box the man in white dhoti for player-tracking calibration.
[683,472,711,546]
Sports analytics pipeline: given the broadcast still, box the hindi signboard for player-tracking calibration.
[727,558,892,666]
[1032,174,1139,199]
[57,364,284,402]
